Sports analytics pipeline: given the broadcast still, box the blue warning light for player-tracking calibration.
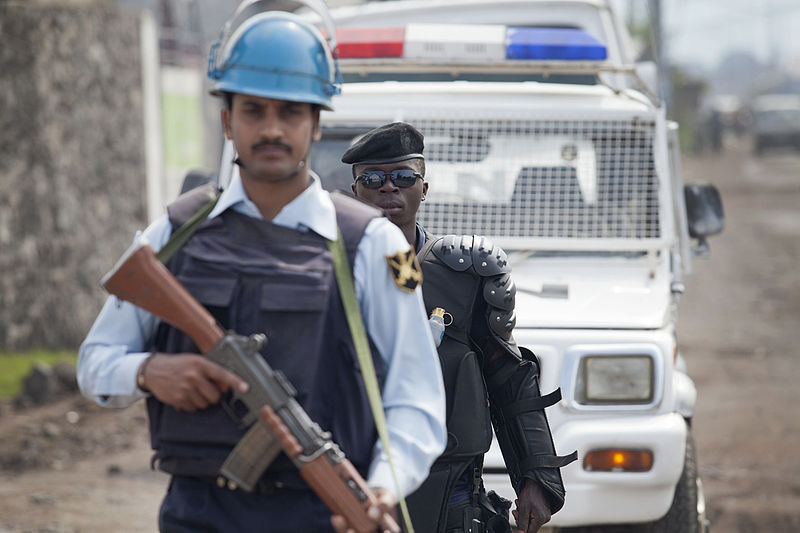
[506,27,608,60]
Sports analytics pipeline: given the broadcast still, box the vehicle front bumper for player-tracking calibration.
[483,412,687,527]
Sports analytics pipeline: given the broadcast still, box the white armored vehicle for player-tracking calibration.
[304,0,723,531]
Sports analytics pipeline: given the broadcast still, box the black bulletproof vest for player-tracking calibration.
[406,238,495,533]
[146,194,385,478]
[420,242,493,459]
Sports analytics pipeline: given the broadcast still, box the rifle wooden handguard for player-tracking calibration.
[261,406,400,533]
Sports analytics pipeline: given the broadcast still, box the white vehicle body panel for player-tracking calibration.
[484,413,687,525]
[511,256,673,330]
[481,327,686,526]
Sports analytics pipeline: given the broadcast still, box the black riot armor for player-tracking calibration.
[406,230,575,533]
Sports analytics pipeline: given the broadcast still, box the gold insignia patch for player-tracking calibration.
[386,247,423,293]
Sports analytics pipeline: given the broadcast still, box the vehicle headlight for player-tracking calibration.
[575,355,654,404]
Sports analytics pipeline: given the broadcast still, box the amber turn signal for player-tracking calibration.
[583,449,653,472]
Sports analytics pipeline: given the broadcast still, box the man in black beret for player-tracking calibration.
[346,123,575,533]
[342,122,428,247]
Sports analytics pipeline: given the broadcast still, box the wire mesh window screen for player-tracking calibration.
[413,118,661,241]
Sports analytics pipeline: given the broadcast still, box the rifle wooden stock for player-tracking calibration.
[261,406,400,533]
[101,239,224,353]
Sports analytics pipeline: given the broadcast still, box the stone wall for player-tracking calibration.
[0,0,147,350]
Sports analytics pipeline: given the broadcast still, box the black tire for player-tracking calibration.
[554,428,705,533]
[634,429,701,533]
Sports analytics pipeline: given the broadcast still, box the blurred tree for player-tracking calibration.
[671,68,709,152]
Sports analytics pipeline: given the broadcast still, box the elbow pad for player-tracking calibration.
[488,347,577,514]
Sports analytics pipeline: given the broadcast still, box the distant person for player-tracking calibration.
[709,108,723,153]
[346,122,576,533]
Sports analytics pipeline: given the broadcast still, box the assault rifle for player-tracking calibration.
[101,236,399,533]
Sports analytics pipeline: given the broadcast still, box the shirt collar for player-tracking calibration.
[415,222,426,253]
[208,167,338,241]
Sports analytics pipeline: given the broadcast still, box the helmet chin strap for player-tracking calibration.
[280,126,314,180]
[291,121,317,178]
[296,125,316,173]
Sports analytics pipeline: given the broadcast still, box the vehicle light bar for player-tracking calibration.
[506,27,607,60]
[336,24,607,62]
[404,23,506,61]
[336,27,404,58]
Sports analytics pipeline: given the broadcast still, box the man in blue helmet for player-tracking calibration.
[77,6,446,533]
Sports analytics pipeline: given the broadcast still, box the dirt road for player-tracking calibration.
[0,138,798,532]
[677,140,800,532]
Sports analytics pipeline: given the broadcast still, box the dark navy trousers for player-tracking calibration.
[159,476,335,533]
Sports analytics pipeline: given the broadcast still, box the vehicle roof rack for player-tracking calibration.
[339,59,660,106]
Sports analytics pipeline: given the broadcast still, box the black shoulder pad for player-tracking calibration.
[472,236,510,276]
[432,235,513,276]
[431,235,474,271]
[167,180,220,228]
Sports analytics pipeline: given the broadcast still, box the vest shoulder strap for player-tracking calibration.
[329,190,383,269]
[167,180,221,228]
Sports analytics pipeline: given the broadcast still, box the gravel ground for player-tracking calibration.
[676,139,800,532]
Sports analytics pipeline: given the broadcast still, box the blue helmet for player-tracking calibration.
[208,11,341,110]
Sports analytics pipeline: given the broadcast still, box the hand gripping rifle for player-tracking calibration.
[101,237,399,533]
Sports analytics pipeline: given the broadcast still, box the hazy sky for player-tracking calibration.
[122,0,800,75]
[612,0,800,72]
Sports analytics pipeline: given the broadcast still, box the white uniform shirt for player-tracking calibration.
[78,170,446,496]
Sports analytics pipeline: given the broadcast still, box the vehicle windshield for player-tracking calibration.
[312,117,661,243]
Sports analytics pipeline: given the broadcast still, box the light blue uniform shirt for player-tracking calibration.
[78,170,446,496]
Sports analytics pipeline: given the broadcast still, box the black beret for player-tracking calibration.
[341,122,425,165]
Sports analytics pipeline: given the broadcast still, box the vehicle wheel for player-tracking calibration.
[554,428,707,533]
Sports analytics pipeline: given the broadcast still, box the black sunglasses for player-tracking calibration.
[355,169,422,189]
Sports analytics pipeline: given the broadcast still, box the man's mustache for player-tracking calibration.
[251,139,292,153]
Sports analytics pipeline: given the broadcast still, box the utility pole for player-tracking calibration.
[627,0,635,30]
[650,0,672,115]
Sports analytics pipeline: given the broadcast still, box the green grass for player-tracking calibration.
[0,350,78,399]
[162,92,204,169]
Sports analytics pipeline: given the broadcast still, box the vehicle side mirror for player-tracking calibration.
[684,182,724,257]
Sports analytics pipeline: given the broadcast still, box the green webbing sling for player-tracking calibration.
[327,228,415,533]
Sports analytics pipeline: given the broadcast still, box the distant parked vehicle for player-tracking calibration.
[751,94,800,155]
